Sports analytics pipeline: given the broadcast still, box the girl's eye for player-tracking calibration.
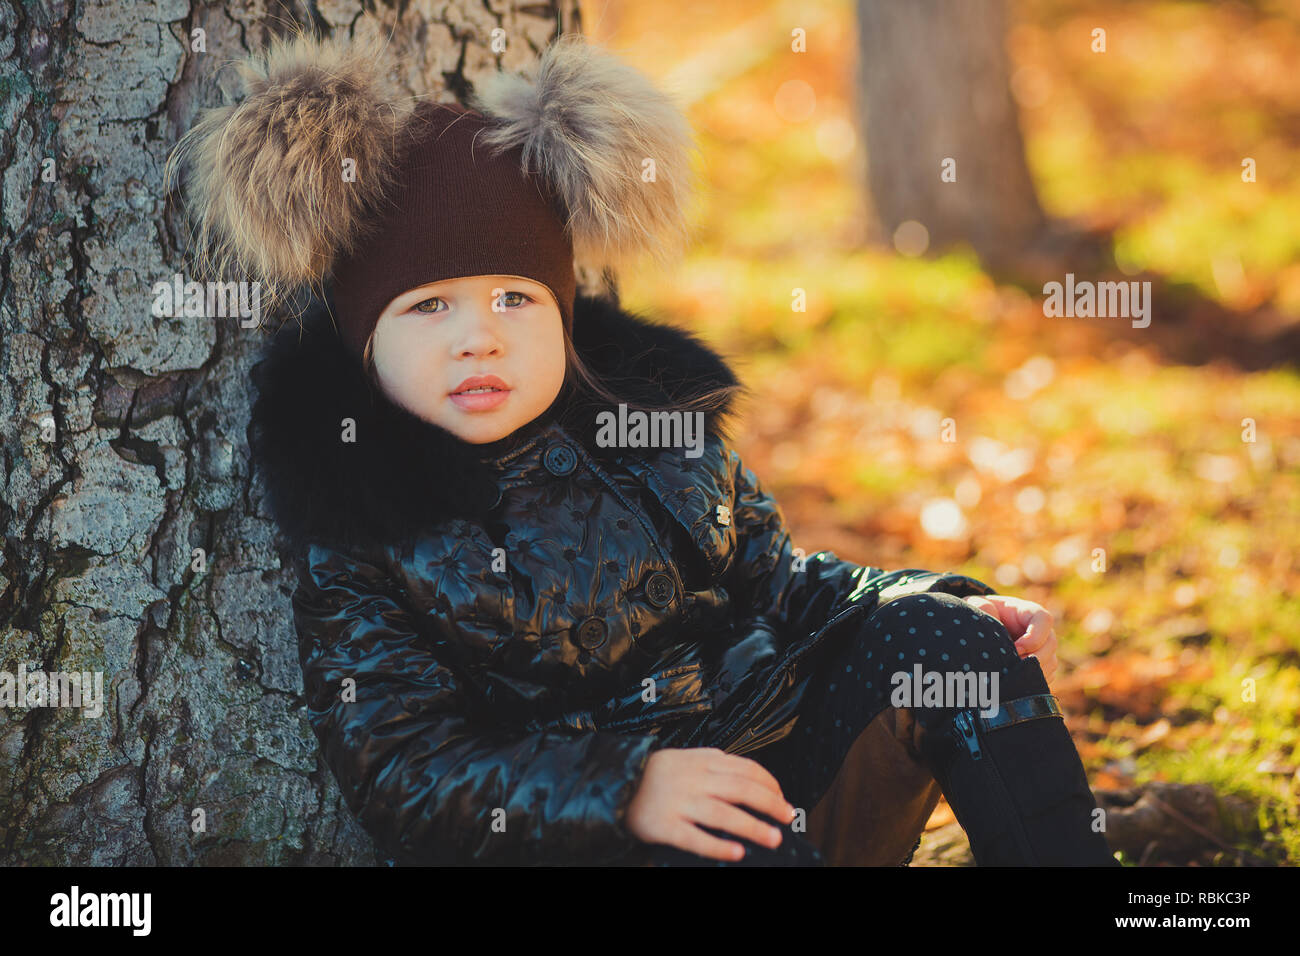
[498,291,532,309]
[409,292,532,314]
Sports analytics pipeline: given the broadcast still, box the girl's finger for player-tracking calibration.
[1039,631,1059,680]
[691,796,784,850]
[965,596,1003,624]
[1014,610,1053,655]
[706,751,787,799]
[998,599,1030,639]
[666,821,747,861]
[1012,602,1036,638]
[711,774,797,827]
[972,598,1021,642]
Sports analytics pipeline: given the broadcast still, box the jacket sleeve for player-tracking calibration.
[724,447,997,638]
[292,542,666,866]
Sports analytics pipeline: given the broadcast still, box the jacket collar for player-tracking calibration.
[248,291,744,552]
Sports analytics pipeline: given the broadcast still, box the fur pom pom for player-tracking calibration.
[165,31,412,308]
[470,34,699,279]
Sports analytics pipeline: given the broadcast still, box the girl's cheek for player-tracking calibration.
[377,343,437,402]
[397,337,444,380]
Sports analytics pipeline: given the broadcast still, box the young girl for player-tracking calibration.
[170,30,1118,866]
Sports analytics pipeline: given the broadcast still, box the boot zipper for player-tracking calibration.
[953,711,982,760]
[949,708,1041,864]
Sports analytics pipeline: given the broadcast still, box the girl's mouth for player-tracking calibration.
[450,376,511,411]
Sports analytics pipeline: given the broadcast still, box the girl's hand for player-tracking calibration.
[963,595,1058,680]
[626,748,796,861]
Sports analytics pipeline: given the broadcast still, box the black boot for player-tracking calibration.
[914,656,1120,866]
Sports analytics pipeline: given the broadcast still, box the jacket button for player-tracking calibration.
[543,441,578,476]
[644,571,676,608]
[715,504,732,526]
[575,616,607,650]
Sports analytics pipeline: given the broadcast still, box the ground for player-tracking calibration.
[597,0,1300,865]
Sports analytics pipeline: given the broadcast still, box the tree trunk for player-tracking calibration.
[0,0,579,866]
[854,0,1047,270]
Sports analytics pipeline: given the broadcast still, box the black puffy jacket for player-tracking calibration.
[248,290,995,866]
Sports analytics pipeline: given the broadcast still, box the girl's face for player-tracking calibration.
[369,275,567,444]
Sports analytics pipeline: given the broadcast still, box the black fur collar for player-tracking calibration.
[248,291,745,553]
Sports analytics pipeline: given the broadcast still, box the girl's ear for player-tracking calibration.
[470,34,699,281]
[165,29,414,310]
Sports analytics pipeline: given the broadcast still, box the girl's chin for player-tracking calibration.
[441,416,527,445]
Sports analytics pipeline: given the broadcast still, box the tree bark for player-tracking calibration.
[0,0,578,866]
[855,0,1047,269]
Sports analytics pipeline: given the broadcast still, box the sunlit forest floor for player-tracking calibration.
[589,0,1300,863]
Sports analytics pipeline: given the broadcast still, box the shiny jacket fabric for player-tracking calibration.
[248,291,996,866]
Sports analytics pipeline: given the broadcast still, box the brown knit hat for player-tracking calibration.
[330,101,577,357]
[168,31,698,359]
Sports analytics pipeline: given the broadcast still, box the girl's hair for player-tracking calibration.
[360,315,742,423]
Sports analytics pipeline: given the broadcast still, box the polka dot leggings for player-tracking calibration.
[645,590,1021,866]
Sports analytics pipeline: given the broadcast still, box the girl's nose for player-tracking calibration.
[453,299,505,357]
